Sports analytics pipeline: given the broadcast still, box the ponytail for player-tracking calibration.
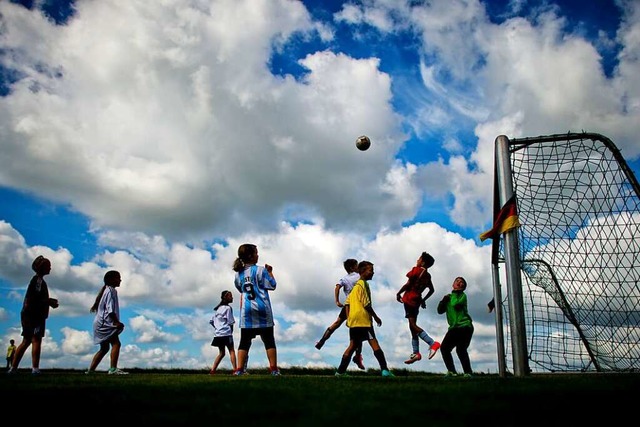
[232,243,257,272]
[90,285,107,313]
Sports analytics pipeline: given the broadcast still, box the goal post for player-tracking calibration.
[490,132,640,377]
[494,135,529,377]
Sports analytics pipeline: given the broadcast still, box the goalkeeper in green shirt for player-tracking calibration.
[437,276,474,377]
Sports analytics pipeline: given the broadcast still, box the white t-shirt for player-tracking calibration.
[338,271,361,298]
[92,286,121,344]
[212,304,235,337]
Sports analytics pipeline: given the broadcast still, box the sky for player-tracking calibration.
[1,0,638,374]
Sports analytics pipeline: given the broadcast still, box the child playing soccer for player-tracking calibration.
[315,258,365,369]
[437,276,474,377]
[335,261,394,377]
[396,252,440,364]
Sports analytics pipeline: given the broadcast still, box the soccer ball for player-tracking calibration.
[355,135,371,151]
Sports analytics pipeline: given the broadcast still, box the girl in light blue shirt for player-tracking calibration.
[232,243,279,375]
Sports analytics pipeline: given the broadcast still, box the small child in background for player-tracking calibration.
[209,290,237,375]
[396,252,440,364]
[6,339,16,369]
[437,276,474,377]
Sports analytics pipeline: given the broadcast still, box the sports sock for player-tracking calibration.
[337,355,351,373]
[419,330,434,346]
[373,349,388,371]
[320,328,333,343]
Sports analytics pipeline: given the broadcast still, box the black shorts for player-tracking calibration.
[211,335,234,348]
[21,315,46,339]
[238,327,276,351]
[349,326,376,343]
[403,303,420,319]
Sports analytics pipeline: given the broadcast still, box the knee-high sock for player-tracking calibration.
[373,349,388,371]
[319,328,333,343]
[337,354,351,374]
[419,330,434,346]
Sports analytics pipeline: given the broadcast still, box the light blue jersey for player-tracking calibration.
[234,264,277,328]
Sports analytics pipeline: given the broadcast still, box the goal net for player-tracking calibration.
[492,132,640,373]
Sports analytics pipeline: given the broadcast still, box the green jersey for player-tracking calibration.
[439,290,473,329]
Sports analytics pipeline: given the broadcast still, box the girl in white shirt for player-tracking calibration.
[87,270,127,375]
[209,290,237,374]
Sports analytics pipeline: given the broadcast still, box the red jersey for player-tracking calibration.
[401,266,429,307]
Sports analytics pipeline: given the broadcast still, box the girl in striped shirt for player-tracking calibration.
[233,243,279,376]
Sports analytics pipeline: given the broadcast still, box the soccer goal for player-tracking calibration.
[488,132,640,377]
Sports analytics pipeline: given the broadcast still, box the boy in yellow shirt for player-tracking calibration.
[335,261,394,377]
[6,339,16,369]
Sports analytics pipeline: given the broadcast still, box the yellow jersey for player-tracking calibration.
[345,279,372,328]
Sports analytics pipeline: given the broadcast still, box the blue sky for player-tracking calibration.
[1,0,638,374]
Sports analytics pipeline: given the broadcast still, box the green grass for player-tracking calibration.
[2,368,638,426]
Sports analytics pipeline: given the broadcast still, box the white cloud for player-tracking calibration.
[130,315,181,344]
[0,0,414,241]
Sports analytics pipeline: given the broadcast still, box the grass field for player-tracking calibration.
[2,368,638,426]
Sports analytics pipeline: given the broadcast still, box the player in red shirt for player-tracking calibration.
[396,252,440,364]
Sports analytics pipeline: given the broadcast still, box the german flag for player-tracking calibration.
[479,195,520,241]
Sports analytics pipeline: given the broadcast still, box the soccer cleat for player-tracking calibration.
[209,370,216,375]
[352,354,365,370]
[84,370,92,375]
[445,371,457,378]
[315,340,324,350]
[108,368,129,375]
[381,369,395,377]
[462,373,473,378]
[31,368,41,375]
[404,352,422,364]
[334,372,350,377]
[428,341,441,359]
[271,370,281,376]
[6,368,16,375]
[233,369,246,376]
